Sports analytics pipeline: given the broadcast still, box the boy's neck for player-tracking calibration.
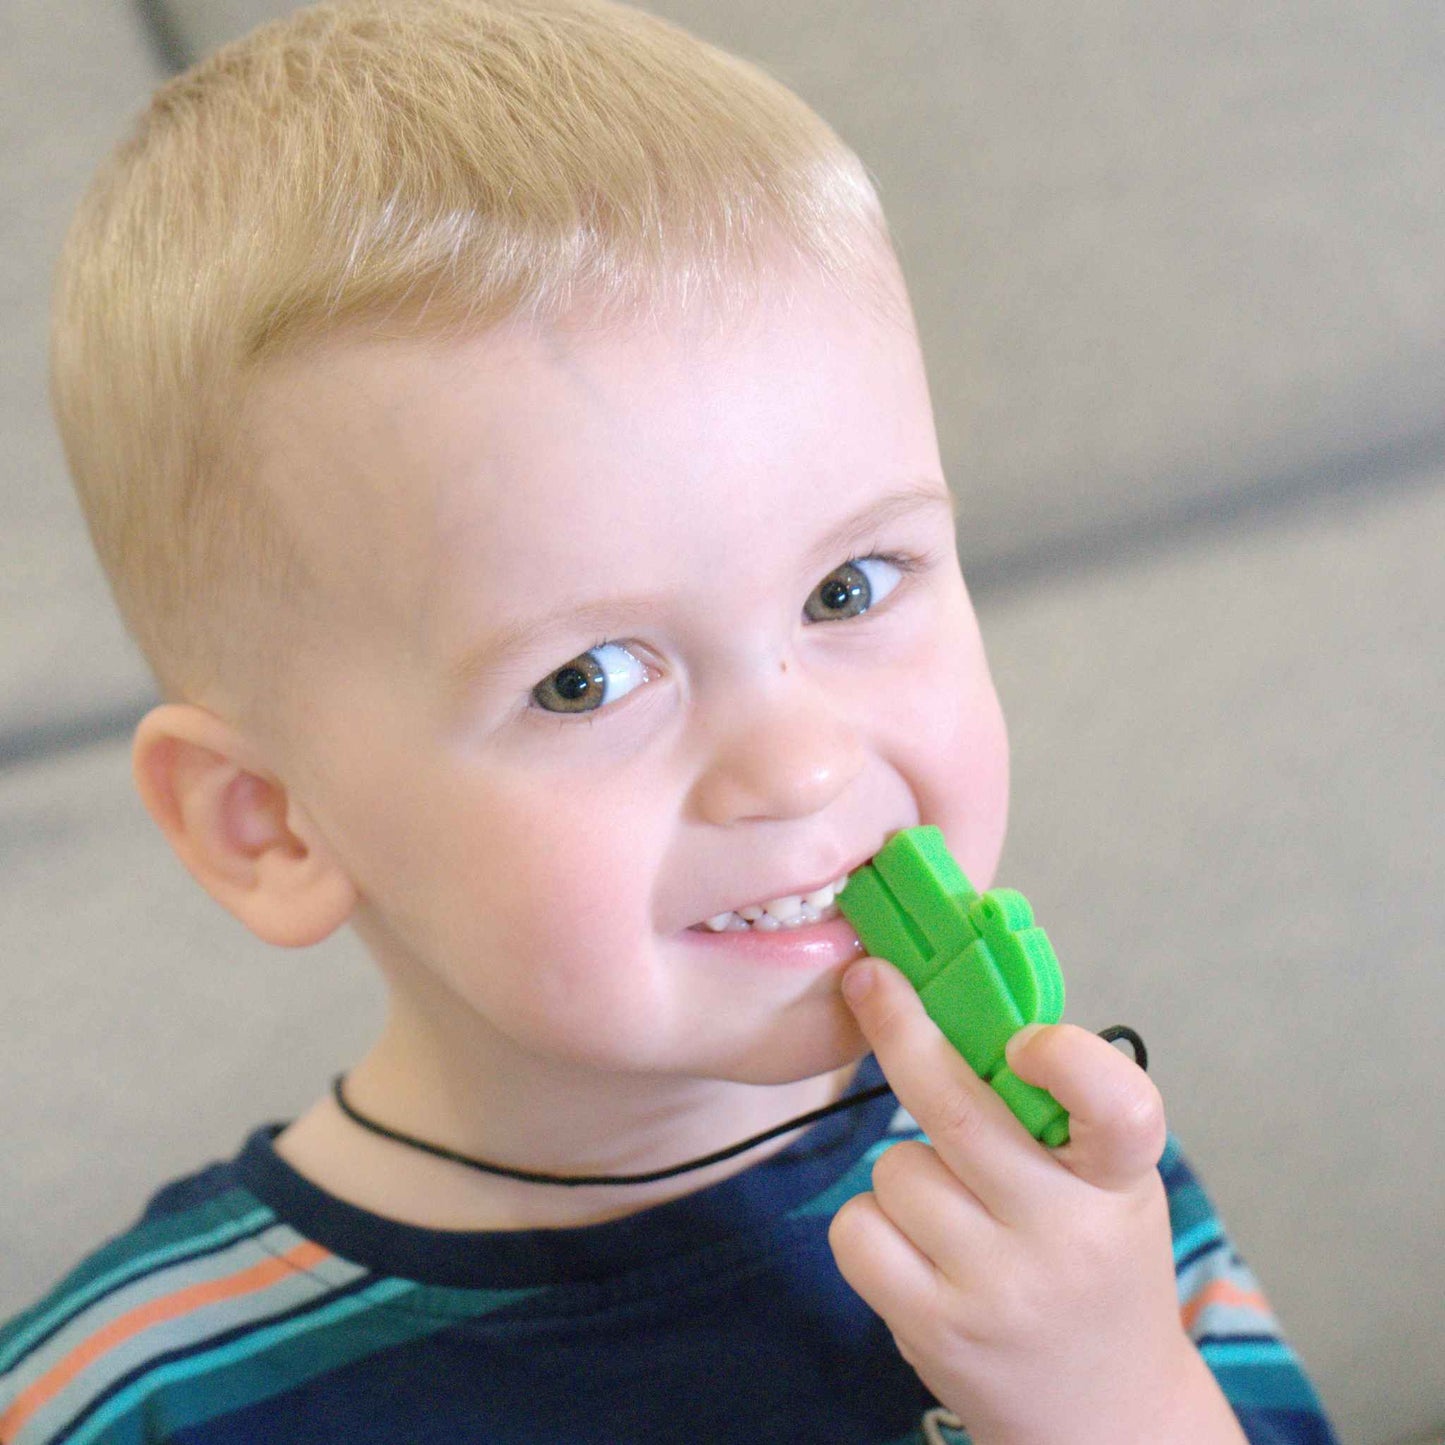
[273,1034,862,1232]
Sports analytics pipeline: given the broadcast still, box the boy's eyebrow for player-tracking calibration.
[800,478,957,571]
[447,478,956,694]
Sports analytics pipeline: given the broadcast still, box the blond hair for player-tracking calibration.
[50,0,898,728]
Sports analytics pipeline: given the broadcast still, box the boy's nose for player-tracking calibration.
[688,675,866,826]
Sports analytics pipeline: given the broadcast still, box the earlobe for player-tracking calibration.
[131,703,357,948]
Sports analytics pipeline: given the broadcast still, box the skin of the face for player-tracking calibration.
[165,250,1010,1220]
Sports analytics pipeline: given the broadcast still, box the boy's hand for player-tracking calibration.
[827,958,1247,1445]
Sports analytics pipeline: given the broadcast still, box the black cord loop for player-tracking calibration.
[331,1073,893,1188]
[330,1022,1148,1188]
[1097,1024,1149,1072]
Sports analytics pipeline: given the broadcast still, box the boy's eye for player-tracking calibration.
[532,641,649,715]
[803,556,904,621]
[529,555,912,718]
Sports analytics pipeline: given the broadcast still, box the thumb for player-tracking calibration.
[1004,1023,1167,1190]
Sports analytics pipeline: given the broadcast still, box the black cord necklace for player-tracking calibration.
[329,1027,1146,1189]
[331,1072,894,1187]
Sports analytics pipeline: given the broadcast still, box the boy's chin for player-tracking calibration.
[711,1030,872,1090]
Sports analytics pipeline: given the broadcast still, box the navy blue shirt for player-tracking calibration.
[0,1059,1337,1443]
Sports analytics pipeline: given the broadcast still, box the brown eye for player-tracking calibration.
[531,644,648,715]
[805,557,903,621]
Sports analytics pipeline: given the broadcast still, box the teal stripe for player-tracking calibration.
[63,1277,538,1445]
[0,1204,275,1376]
[1171,1217,1223,1266]
[788,1138,899,1220]
[1160,1134,1183,1171]
[1161,1142,1221,1240]
[789,1115,921,1222]
[1200,1338,1294,1369]
[880,1416,972,1444]
[1165,1176,1217,1240]
[62,1278,414,1445]
[166,1276,536,1425]
[1200,1343,1323,1412]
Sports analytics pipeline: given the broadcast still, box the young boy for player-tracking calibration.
[2,2,1337,1441]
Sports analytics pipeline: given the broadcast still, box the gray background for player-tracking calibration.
[2,4,1441,1443]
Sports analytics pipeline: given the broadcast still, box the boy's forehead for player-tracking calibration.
[430,303,934,574]
[248,259,934,648]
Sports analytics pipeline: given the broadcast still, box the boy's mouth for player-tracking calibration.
[690,872,854,933]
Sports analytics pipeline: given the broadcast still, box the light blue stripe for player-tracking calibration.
[0,1207,276,1376]
[1171,1217,1223,1265]
[6,1220,301,1412]
[56,1277,417,1445]
[1177,1250,1278,1340]
[1189,1303,1284,1340]
[1176,1244,1258,1297]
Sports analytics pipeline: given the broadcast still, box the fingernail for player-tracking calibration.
[1006,1023,1045,1063]
[841,959,875,1006]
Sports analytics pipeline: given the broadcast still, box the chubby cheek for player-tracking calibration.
[881,595,1010,888]
[432,767,670,1056]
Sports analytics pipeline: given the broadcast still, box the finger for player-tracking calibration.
[869,1138,994,1279]
[1005,1024,1166,1191]
[841,957,1054,1218]
[828,1188,941,1329]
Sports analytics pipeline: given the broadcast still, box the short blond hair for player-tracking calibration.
[50,0,898,728]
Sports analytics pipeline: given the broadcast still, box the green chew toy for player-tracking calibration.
[837,825,1071,1146]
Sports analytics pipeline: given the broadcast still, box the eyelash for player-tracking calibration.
[530,547,935,727]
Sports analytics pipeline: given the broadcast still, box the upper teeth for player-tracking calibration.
[701,875,852,932]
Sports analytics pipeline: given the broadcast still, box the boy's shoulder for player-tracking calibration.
[0,1127,295,1443]
[0,1121,483,1445]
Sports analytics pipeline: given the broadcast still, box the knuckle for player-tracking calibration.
[1114,1074,1167,1153]
[870,1139,930,1196]
[828,1190,881,1262]
[828,1191,867,1239]
[870,991,912,1041]
[929,1083,988,1150]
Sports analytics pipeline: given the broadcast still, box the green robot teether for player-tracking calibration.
[838,825,1074,1146]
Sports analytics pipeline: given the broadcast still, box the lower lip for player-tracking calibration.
[682,912,865,968]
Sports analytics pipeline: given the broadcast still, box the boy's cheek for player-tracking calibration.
[873,642,1010,884]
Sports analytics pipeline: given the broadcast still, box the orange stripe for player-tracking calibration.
[0,1239,330,1440]
[1180,1277,1272,1333]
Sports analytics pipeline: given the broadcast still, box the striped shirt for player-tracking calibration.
[1,1060,1337,1444]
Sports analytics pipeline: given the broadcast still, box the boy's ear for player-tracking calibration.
[131,703,357,948]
